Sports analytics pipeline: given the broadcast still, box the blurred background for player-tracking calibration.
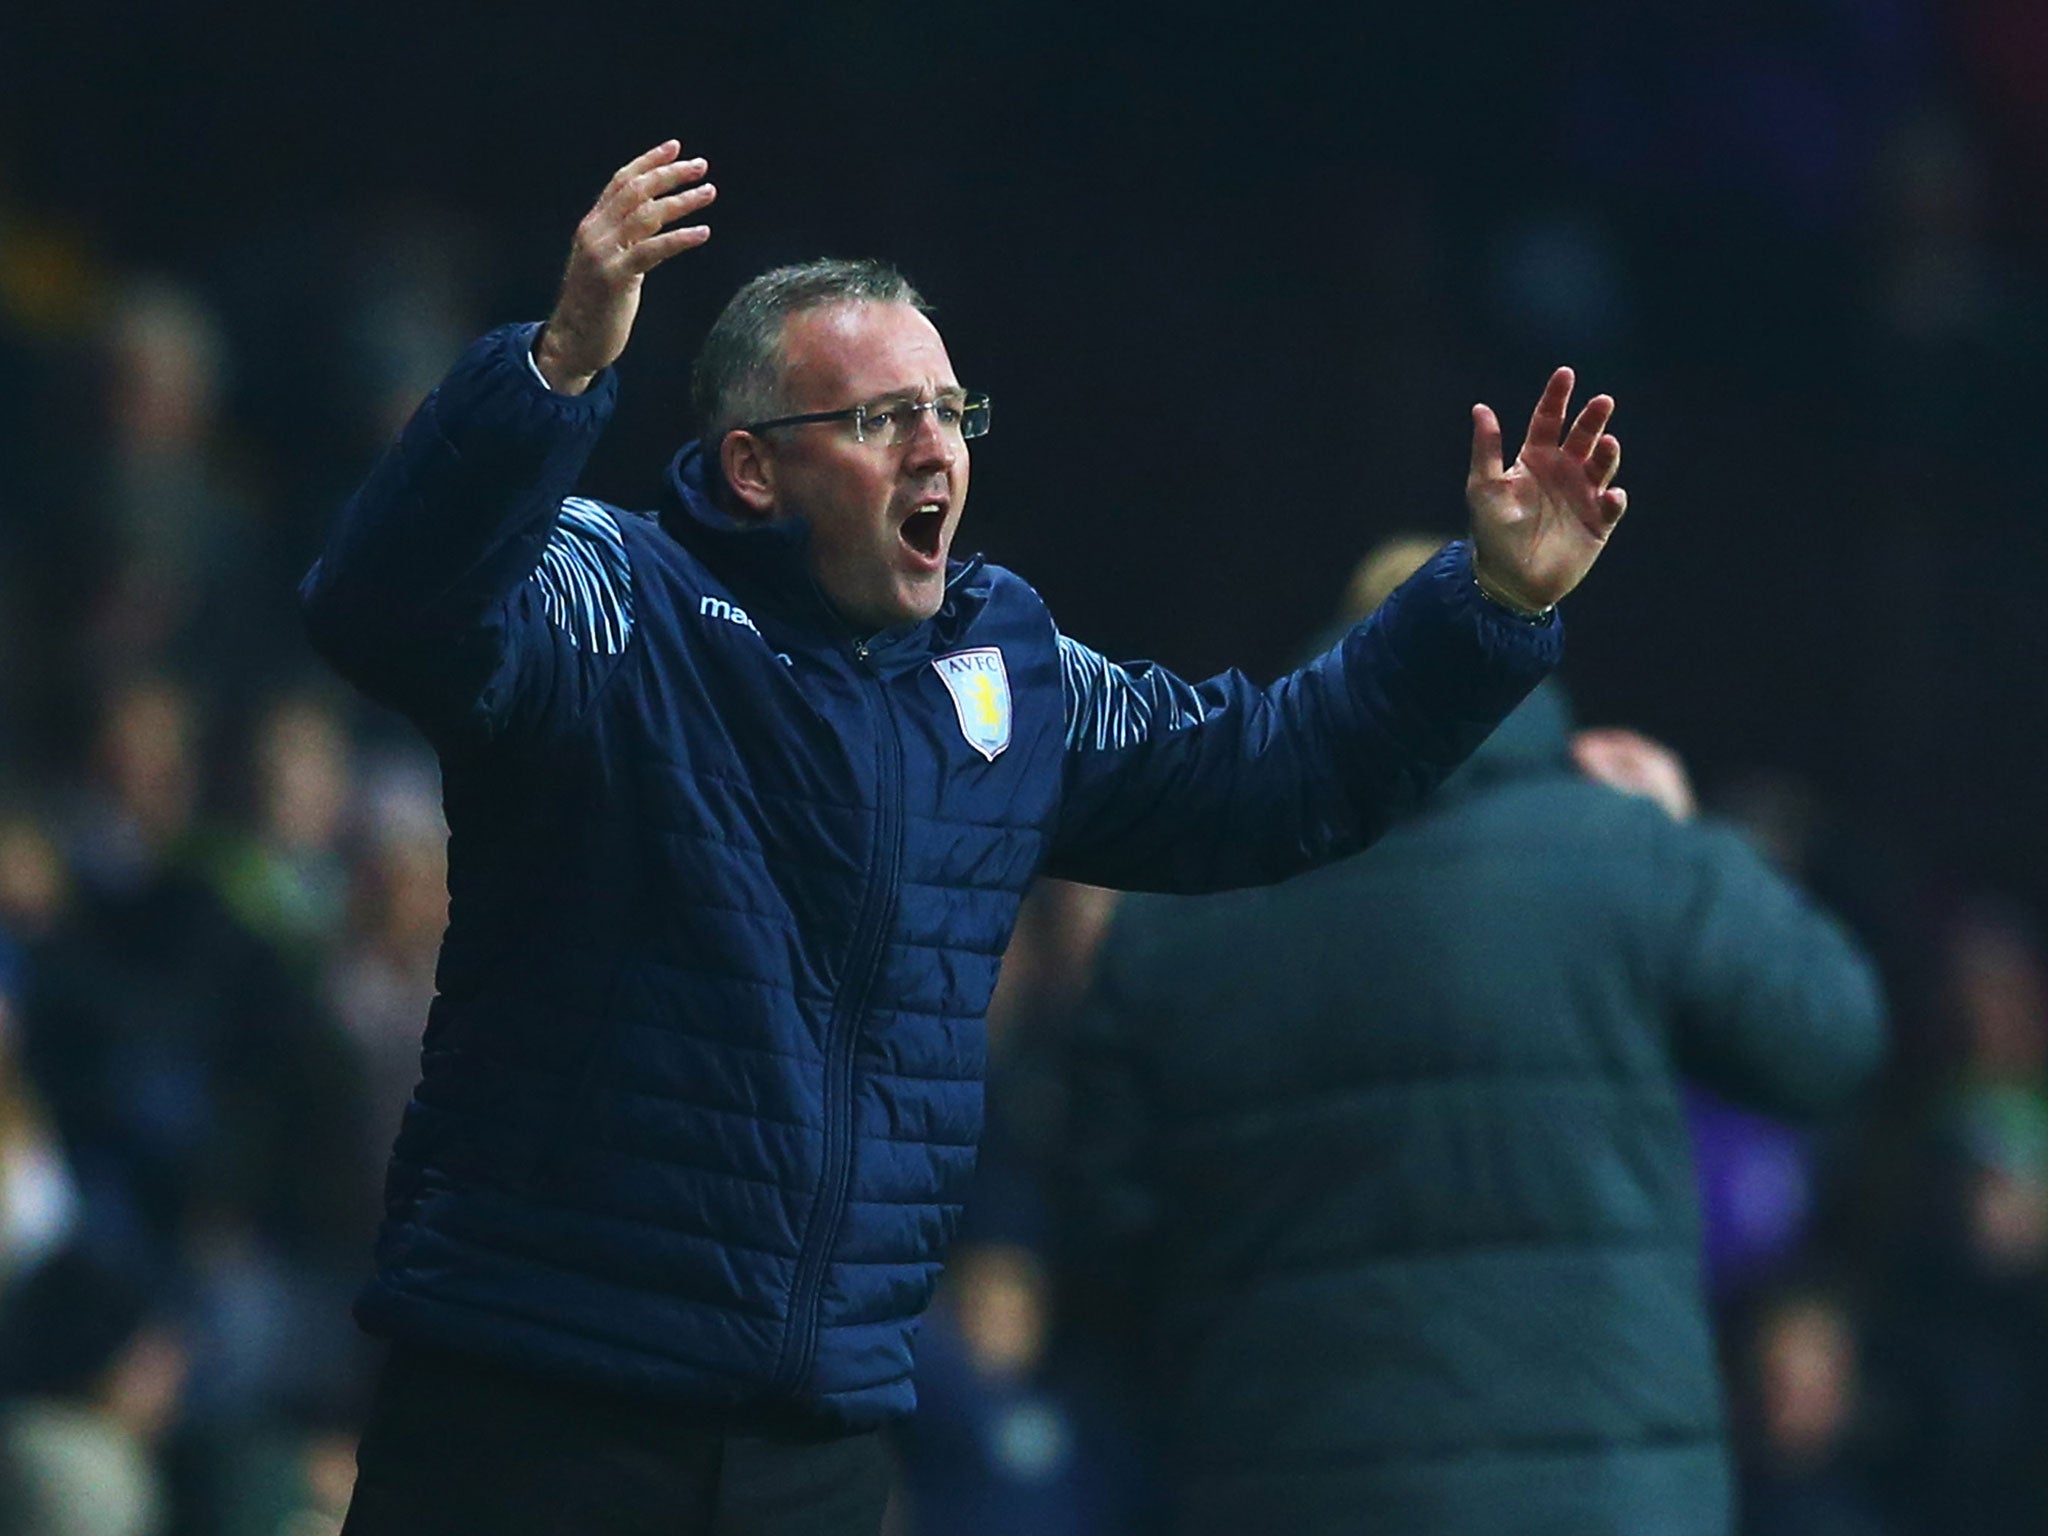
[2,0,2047,1530]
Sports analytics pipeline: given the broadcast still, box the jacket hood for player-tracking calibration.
[660,439,816,593]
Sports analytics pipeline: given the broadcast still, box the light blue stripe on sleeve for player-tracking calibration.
[530,497,634,654]
[1056,632,1205,751]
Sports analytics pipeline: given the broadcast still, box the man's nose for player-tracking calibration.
[902,409,958,471]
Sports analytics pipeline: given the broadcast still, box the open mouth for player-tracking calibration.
[900,503,946,560]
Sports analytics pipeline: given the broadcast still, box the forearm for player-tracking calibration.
[1325,539,1562,827]
[1046,542,1560,891]
[300,323,616,650]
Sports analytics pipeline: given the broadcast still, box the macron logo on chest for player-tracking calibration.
[698,595,793,666]
[699,594,762,634]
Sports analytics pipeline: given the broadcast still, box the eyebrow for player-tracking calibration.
[859,385,971,407]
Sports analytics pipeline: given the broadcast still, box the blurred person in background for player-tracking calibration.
[1864,904,2048,1535]
[0,1241,189,1536]
[19,674,373,1450]
[0,813,71,948]
[1733,1283,1891,1536]
[27,675,329,1253]
[0,931,78,1289]
[75,279,284,711]
[1057,539,1885,1536]
[895,1234,1146,1536]
[300,137,1634,1535]
[325,809,448,1181]
[59,675,202,901]
[0,817,79,1284]
[198,687,356,980]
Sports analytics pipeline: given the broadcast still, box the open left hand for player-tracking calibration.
[1465,367,1628,613]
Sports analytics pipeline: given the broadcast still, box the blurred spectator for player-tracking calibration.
[23,675,372,1347]
[341,208,482,450]
[57,675,204,906]
[0,1242,188,1536]
[324,816,447,1170]
[897,1242,1147,1536]
[199,689,355,978]
[1056,543,1886,1535]
[0,816,71,945]
[0,938,78,1288]
[1865,902,2048,1534]
[82,281,262,679]
[1735,1285,1892,1536]
[1942,900,2048,1091]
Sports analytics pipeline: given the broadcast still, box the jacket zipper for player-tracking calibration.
[771,636,904,1396]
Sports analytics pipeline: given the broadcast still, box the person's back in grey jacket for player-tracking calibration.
[1061,679,1886,1536]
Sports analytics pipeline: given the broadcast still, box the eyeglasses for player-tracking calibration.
[737,390,992,448]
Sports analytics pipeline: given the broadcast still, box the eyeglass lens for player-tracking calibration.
[858,395,991,445]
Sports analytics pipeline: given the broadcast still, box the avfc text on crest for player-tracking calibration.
[932,648,1012,762]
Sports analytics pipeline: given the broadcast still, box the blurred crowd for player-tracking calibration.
[6,3,2048,1528]
[0,209,478,1531]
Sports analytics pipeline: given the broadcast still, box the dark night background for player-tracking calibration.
[6,3,2048,1532]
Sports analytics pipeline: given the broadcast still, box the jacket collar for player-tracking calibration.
[659,440,993,659]
[660,439,816,595]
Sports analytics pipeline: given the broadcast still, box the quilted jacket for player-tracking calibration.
[300,321,1562,1428]
[1062,683,1886,1532]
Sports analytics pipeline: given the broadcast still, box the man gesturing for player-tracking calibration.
[305,138,1631,1535]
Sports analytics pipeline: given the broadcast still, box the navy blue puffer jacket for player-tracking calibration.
[300,322,1560,1429]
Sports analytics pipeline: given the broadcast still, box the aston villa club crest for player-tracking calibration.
[932,648,1012,761]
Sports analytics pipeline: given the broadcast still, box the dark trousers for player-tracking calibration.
[340,1344,893,1536]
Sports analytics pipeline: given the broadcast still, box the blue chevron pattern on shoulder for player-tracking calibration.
[530,497,634,654]
[1056,632,1206,751]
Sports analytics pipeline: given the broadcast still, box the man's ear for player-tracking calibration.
[720,431,779,518]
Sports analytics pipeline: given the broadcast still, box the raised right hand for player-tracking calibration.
[534,141,716,395]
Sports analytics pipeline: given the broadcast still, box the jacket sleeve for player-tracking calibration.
[1042,540,1562,892]
[1662,820,1888,1118]
[298,322,635,743]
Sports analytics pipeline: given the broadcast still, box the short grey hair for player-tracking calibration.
[691,258,928,442]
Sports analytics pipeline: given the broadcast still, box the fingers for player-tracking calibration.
[1562,393,1615,460]
[609,140,683,190]
[1598,485,1628,530]
[606,157,710,228]
[631,180,718,236]
[1588,432,1620,489]
[1468,403,1505,485]
[1524,366,1575,452]
[577,141,714,275]
[624,220,713,275]
[619,154,711,212]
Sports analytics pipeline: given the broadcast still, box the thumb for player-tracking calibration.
[1469,403,1504,485]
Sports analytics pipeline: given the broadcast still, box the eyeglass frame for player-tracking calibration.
[734,390,992,446]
